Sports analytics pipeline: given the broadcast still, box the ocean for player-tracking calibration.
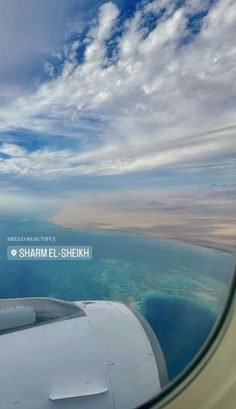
[0,218,235,381]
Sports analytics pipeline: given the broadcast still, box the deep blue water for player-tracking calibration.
[0,218,235,381]
[141,295,215,380]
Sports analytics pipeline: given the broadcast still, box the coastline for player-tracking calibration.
[49,219,236,255]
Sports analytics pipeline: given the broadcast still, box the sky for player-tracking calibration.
[0,0,235,211]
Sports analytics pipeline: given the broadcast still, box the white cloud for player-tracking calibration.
[0,0,235,178]
[0,143,26,157]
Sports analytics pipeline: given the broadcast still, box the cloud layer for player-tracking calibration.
[0,0,235,180]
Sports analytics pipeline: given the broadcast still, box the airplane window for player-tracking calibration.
[0,0,235,408]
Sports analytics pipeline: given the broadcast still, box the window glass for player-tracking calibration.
[0,0,235,407]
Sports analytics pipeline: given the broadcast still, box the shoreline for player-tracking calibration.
[49,219,235,255]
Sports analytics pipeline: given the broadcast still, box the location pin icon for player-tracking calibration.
[11,249,17,257]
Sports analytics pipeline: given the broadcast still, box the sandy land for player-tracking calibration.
[50,189,236,253]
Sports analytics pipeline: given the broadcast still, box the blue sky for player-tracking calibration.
[0,0,235,198]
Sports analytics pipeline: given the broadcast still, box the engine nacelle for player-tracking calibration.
[0,297,168,409]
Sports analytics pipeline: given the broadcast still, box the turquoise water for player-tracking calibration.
[0,219,235,380]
